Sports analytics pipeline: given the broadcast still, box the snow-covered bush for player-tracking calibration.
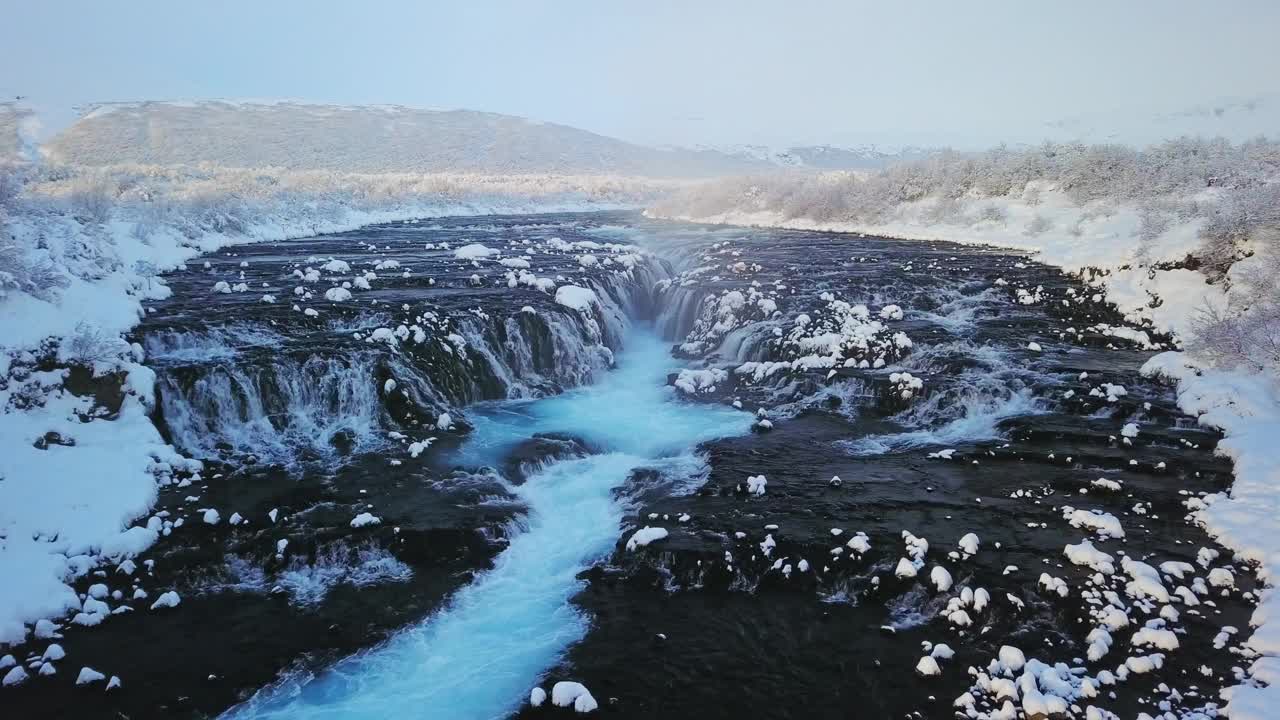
[59,321,130,365]
[1189,251,1280,373]
[66,180,114,225]
[0,166,68,300]
[1197,183,1280,277]
[653,137,1280,227]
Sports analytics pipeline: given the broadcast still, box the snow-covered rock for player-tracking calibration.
[350,512,382,528]
[626,526,669,551]
[554,285,598,312]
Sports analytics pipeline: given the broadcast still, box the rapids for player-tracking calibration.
[222,331,752,718]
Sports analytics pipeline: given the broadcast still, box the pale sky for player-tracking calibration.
[4,0,1279,149]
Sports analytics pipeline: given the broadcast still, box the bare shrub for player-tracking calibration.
[1198,184,1280,277]
[58,321,128,365]
[67,182,114,224]
[0,230,68,302]
[1189,249,1280,372]
[1136,202,1173,243]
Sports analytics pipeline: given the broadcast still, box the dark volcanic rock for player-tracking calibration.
[502,433,595,484]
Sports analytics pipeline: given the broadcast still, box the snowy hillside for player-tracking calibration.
[43,101,775,178]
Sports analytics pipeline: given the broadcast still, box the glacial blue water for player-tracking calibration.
[223,330,752,719]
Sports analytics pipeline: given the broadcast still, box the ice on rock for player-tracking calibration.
[202,509,221,525]
[3,665,29,686]
[916,655,941,676]
[1064,539,1115,575]
[879,304,904,320]
[554,285,598,312]
[552,681,597,711]
[674,368,728,395]
[453,243,498,260]
[997,646,1026,673]
[846,532,870,555]
[1038,573,1069,597]
[1091,477,1122,491]
[34,619,59,638]
[350,512,382,528]
[1131,627,1180,651]
[150,591,181,610]
[574,692,598,713]
[76,667,106,685]
[1062,507,1124,538]
[323,287,353,303]
[1208,567,1235,588]
[930,566,954,592]
[41,643,66,661]
[625,526,669,551]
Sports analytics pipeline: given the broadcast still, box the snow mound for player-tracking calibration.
[554,285,598,312]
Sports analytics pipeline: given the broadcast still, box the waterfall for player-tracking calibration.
[145,253,673,470]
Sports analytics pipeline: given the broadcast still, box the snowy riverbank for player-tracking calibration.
[648,192,1280,718]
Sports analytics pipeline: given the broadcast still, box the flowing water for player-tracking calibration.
[223,331,752,718]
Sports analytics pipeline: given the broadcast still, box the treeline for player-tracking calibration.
[655,137,1280,223]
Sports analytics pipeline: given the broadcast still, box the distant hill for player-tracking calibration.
[44,101,781,178]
